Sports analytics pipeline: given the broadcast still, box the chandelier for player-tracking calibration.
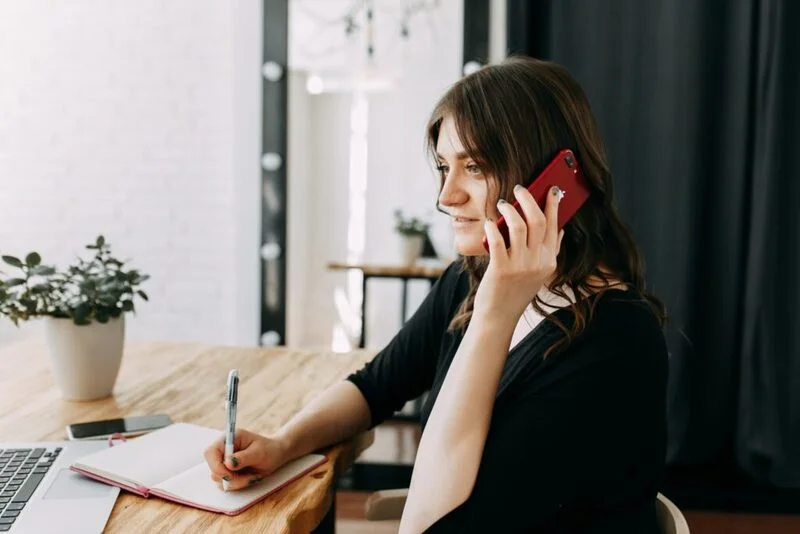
[289,0,443,94]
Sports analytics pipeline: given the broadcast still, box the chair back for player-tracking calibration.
[656,493,690,534]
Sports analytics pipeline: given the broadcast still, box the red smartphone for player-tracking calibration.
[483,148,591,252]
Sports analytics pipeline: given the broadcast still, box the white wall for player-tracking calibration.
[231,0,263,347]
[287,0,464,349]
[0,0,261,346]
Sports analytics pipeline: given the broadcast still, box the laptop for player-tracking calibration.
[0,440,119,533]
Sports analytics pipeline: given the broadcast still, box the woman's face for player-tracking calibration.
[436,115,500,256]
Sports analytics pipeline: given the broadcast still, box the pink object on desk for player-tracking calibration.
[69,422,328,516]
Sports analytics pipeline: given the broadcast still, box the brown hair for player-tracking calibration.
[426,56,666,356]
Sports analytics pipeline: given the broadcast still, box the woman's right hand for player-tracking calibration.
[204,428,290,491]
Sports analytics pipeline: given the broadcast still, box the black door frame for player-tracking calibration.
[260,0,289,346]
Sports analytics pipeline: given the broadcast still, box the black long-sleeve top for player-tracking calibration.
[346,260,668,533]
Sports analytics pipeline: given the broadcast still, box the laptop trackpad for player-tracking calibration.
[43,469,116,499]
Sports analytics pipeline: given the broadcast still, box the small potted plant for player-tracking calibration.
[0,235,149,401]
[393,209,430,265]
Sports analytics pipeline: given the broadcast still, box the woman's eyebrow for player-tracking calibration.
[436,151,470,161]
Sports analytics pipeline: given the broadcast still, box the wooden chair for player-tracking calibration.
[365,489,690,533]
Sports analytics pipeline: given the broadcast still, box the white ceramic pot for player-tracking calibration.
[44,315,125,401]
[400,235,425,265]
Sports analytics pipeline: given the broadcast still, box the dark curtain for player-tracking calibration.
[507,0,800,494]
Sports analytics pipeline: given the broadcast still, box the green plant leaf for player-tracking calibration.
[5,278,26,287]
[73,316,91,326]
[2,256,23,268]
[121,300,134,312]
[30,265,56,276]
[25,252,41,267]
[30,284,51,294]
[98,296,117,307]
[97,281,117,292]
[80,280,96,291]
[74,302,92,323]
[137,290,149,301]
[96,309,110,323]
[96,235,105,248]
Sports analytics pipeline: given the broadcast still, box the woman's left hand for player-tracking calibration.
[474,185,564,323]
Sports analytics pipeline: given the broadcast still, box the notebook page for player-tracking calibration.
[152,454,326,513]
[72,422,222,489]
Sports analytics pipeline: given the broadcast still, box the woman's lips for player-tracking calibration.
[452,216,481,229]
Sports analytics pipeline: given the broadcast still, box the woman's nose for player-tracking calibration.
[438,175,468,209]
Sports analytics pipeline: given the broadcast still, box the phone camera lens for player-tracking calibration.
[565,154,576,168]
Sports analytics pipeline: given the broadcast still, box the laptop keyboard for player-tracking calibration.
[0,447,59,532]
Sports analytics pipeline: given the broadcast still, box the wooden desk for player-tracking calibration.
[0,339,375,533]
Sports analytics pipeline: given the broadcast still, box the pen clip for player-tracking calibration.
[226,369,239,404]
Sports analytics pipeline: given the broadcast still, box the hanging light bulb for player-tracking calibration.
[306,74,324,94]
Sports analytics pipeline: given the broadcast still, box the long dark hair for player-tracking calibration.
[426,56,666,356]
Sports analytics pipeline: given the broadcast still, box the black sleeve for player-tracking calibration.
[425,303,668,533]
[347,261,464,429]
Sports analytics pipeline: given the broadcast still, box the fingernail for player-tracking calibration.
[248,477,263,485]
[513,184,523,192]
[551,186,560,196]
[497,199,506,205]
[230,456,239,468]
[222,476,231,482]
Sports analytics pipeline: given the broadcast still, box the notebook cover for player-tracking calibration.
[69,466,151,497]
[71,455,329,516]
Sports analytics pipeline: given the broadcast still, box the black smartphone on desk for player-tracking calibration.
[66,414,173,440]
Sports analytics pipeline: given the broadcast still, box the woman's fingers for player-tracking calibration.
[494,185,560,258]
[215,471,265,492]
[204,441,234,481]
[496,199,527,252]
[512,185,547,247]
[483,218,508,262]
[543,186,562,252]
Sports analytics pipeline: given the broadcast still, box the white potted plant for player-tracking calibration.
[393,209,430,265]
[0,235,149,401]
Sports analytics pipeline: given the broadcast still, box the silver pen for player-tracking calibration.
[222,369,239,491]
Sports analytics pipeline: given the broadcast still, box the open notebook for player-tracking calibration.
[69,422,327,516]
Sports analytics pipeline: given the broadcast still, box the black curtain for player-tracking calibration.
[507,0,800,503]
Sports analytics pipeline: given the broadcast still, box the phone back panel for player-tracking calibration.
[484,149,591,251]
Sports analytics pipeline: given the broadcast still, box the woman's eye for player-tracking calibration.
[466,163,482,175]
[436,164,449,175]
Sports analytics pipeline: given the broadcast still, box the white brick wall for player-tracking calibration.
[0,0,257,346]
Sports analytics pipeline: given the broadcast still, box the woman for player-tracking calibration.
[205,57,668,533]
